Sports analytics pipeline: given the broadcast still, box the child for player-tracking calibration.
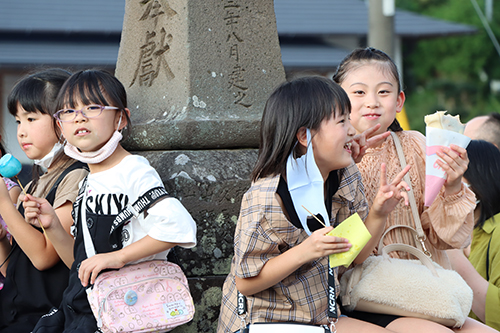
[448,140,500,331]
[0,69,88,332]
[333,47,494,332]
[217,76,413,333]
[24,69,197,333]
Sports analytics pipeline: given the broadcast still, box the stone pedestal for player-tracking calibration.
[116,0,286,332]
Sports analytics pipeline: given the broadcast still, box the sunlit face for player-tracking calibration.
[57,100,125,153]
[15,107,59,160]
[309,111,356,179]
[340,63,405,137]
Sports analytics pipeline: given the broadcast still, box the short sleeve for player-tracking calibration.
[233,179,304,279]
[53,168,89,209]
[3,177,18,191]
[142,197,197,248]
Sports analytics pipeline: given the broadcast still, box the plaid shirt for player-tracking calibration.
[217,162,368,333]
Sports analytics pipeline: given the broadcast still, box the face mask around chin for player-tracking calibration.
[34,141,65,169]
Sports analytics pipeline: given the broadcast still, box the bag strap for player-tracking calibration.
[236,264,337,331]
[108,187,169,238]
[79,176,95,258]
[486,236,492,281]
[382,243,438,276]
[79,176,170,258]
[237,282,335,332]
[389,132,431,257]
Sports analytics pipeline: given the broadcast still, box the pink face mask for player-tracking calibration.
[64,130,123,164]
[62,111,124,164]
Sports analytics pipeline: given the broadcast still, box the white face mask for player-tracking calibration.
[34,141,64,170]
[286,129,329,235]
[64,130,122,164]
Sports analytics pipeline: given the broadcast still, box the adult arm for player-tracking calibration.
[447,249,489,322]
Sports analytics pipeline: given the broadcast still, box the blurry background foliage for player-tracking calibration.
[397,0,500,133]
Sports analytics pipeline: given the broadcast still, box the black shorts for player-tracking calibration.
[31,307,100,333]
[344,310,401,327]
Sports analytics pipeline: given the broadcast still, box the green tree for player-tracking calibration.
[397,0,500,133]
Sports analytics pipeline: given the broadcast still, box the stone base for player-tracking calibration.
[169,276,226,333]
[133,148,258,332]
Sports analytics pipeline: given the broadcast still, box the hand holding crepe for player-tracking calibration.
[424,111,470,206]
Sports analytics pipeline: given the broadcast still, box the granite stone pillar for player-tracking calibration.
[115,0,285,332]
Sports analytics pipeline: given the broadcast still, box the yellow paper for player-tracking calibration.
[327,213,372,267]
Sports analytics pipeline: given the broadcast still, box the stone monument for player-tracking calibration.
[115,0,285,332]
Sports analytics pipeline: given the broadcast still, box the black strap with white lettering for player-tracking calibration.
[327,264,338,319]
[75,176,170,250]
[109,186,170,236]
[236,261,337,331]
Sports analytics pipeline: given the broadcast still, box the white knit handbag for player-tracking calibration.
[340,241,473,327]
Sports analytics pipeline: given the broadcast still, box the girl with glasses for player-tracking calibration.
[24,69,197,333]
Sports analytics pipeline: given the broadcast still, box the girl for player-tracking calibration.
[333,47,494,332]
[448,140,500,331]
[217,76,412,333]
[0,69,88,332]
[24,69,197,333]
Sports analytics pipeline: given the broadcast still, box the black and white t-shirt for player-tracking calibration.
[74,154,197,261]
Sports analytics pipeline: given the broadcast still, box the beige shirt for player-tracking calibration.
[19,159,88,210]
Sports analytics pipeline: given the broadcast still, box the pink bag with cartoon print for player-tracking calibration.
[87,260,195,333]
[79,182,195,332]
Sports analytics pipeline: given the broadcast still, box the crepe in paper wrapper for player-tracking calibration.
[328,213,371,267]
[424,111,470,207]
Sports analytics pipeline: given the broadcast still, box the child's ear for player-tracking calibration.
[296,127,308,148]
[55,120,65,137]
[395,91,406,113]
[116,108,131,131]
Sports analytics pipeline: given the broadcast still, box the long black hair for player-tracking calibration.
[251,76,351,181]
[464,140,500,228]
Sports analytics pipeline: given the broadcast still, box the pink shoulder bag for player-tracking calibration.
[79,177,195,332]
